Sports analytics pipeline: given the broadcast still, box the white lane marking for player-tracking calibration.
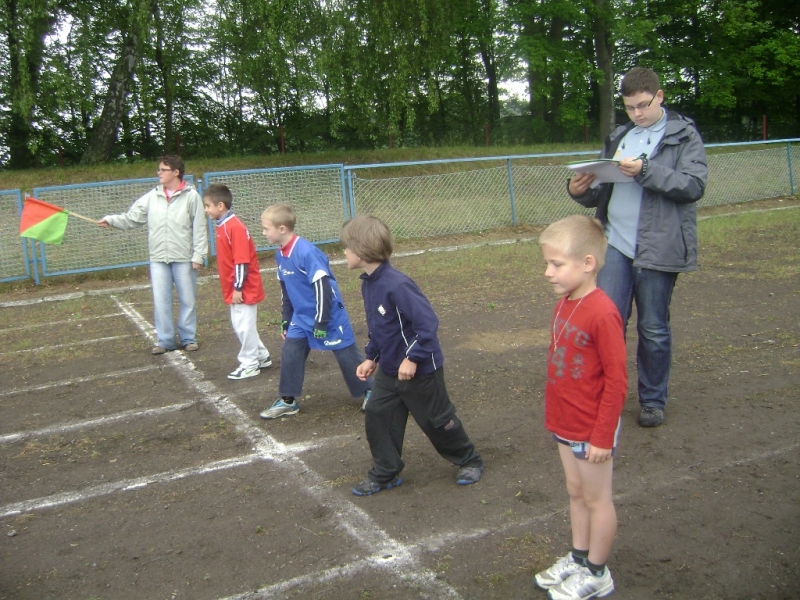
[0,312,124,334]
[0,335,134,356]
[110,295,461,597]
[0,365,162,398]
[0,454,263,518]
[0,401,196,444]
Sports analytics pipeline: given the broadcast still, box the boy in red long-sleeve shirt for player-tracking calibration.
[535,215,627,600]
[203,184,271,380]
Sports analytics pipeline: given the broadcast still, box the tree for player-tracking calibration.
[81,0,156,164]
[1,0,57,168]
[590,0,615,139]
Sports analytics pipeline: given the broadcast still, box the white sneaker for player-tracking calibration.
[535,553,585,589]
[259,355,272,369]
[228,365,260,380]
[548,566,614,600]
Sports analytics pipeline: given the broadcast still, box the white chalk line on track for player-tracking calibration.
[0,334,134,357]
[0,311,124,334]
[107,296,465,598]
[0,401,197,444]
[0,365,161,398]
[0,454,264,518]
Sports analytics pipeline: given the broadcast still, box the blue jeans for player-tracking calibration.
[149,261,198,349]
[598,246,677,409]
[278,336,371,398]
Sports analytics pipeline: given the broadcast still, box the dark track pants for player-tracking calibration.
[364,366,483,483]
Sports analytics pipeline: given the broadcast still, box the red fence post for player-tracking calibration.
[389,133,393,149]
[762,115,767,141]
[485,123,489,147]
[280,126,286,154]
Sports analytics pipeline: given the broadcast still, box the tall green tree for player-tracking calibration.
[1,0,57,168]
[511,0,595,142]
[81,0,156,164]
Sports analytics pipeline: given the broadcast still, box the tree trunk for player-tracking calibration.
[593,0,615,140]
[479,0,500,129]
[81,0,155,165]
[548,17,565,129]
[153,2,173,154]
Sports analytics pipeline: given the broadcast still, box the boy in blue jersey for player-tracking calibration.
[259,204,372,419]
[340,215,484,496]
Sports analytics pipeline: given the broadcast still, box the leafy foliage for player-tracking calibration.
[0,0,797,168]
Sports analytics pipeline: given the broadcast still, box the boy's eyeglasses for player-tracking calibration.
[624,95,656,113]
[156,168,175,173]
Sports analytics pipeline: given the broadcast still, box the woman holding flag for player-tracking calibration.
[98,155,207,355]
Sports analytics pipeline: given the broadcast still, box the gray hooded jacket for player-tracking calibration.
[569,110,708,272]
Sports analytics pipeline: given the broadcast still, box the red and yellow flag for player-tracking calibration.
[19,197,69,245]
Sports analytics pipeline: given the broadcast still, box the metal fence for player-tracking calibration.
[2,139,797,284]
[0,190,35,284]
[203,164,348,254]
[30,176,195,278]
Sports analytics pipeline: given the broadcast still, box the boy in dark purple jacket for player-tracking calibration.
[340,215,484,496]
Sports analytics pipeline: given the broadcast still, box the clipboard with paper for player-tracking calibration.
[566,159,634,188]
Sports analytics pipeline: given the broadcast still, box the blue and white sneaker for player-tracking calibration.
[547,566,614,600]
[361,389,371,412]
[258,355,272,369]
[535,553,585,589]
[260,398,299,419]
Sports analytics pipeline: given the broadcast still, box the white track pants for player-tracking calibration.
[230,303,270,369]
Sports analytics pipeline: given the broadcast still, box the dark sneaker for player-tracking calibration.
[547,566,614,600]
[260,398,299,419]
[638,406,665,427]
[535,553,585,589]
[456,464,484,485]
[361,389,371,412]
[183,343,199,352]
[352,475,402,496]
[258,355,272,369]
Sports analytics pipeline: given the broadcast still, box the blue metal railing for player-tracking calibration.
[2,139,797,284]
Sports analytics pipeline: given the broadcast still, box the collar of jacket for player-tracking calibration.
[215,210,235,226]
[606,109,695,155]
[359,260,391,282]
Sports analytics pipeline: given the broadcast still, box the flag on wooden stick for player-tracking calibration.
[19,197,69,245]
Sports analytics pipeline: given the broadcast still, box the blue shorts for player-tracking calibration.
[553,422,620,460]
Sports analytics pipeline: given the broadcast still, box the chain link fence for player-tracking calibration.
[0,190,35,283]
[204,165,347,253]
[2,140,797,283]
[33,177,194,277]
[700,143,799,206]
[347,141,799,237]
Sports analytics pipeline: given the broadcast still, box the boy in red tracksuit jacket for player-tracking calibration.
[203,184,271,380]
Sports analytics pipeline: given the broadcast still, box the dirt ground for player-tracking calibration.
[1,198,799,600]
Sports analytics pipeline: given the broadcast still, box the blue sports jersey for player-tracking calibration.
[276,236,356,351]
